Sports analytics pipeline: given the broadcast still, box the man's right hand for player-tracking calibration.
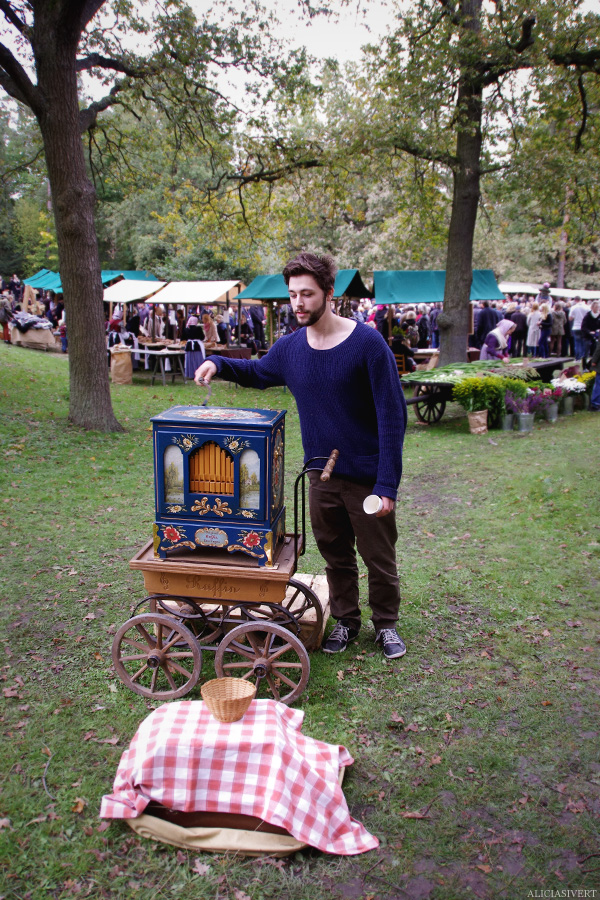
[194,360,218,385]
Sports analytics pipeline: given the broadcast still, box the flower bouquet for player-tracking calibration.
[551,376,585,415]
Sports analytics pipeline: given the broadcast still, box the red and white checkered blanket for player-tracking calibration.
[100,699,378,855]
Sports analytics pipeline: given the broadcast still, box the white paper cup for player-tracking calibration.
[363,494,383,515]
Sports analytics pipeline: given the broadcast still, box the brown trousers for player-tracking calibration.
[308,473,401,633]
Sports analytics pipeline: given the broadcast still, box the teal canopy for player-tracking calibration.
[23,269,155,294]
[237,269,371,301]
[373,269,504,304]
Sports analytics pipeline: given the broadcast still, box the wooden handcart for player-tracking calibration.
[111,452,338,706]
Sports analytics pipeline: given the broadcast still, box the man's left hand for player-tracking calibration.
[376,496,395,517]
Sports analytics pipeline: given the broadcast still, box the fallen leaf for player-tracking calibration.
[405,722,419,732]
[71,798,86,814]
[0,818,11,830]
[83,613,96,621]
[95,736,119,745]
[336,670,344,681]
[233,890,252,900]
[192,859,210,876]
[541,701,552,706]
[430,755,442,766]
[391,711,404,723]
[97,821,110,832]
[400,810,430,819]
[476,864,492,873]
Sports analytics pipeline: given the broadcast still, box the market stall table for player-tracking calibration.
[10,325,58,351]
[117,346,187,385]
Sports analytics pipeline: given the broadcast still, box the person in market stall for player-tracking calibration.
[194,251,408,661]
[480,319,516,360]
[538,303,553,359]
[0,291,13,343]
[550,301,566,357]
[581,301,600,366]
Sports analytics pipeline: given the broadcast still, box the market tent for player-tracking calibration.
[146,280,244,306]
[499,282,600,301]
[237,269,371,301]
[373,269,505,304]
[23,269,156,295]
[103,279,167,304]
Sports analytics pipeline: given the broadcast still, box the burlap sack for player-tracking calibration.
[110,346,133,384]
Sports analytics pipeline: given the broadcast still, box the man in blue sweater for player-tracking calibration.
[194,253,408,659]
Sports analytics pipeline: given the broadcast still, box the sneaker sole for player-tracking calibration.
[383,647,406,659]
[321,636,359,654]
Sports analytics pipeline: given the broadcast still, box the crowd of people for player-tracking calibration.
[3,273,599,372]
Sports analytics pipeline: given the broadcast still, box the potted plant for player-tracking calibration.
[452,377,490,433]
[551,376,586,416]
[505,388,545,432]
[484,376,530,430]
[535,384,563,422]
[574,372,596,409]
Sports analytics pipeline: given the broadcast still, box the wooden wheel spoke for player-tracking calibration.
[120,637,149,652]
[271,661,304,670]
[225,644,256,661]
[120,653,151,662]
[150,668,159,693]
[270,669,298,690]
[162,665,178,690]
[165,651,196,659]
[166,660,195,678]
[244,631,264,657]
[162,632,185,654]
[265,673,281,701]
[222,660,254,672]
[266,642,292,662]
[134,623,156,648]
[130,663,149,683]
[155,623,163,649]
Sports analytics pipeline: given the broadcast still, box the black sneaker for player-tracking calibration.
[322,621,360,654]
[376,628,407,659]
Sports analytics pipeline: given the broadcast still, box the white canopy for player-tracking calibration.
[146,280,244,306]
[499,282,600,301]
[103,279,167,304]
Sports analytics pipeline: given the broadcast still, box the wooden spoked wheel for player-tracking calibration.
[112,613,202,700]
[414,384,447,424]
[280,578,323,651]
[214,622,310,705]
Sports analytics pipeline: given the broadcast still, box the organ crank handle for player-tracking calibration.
[320,449,339,482]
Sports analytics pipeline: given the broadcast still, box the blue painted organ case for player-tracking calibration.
[151,405,286,567]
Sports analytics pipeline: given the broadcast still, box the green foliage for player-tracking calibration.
[1,345,599,897]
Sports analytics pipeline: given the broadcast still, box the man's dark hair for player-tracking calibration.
[283,252,337,295]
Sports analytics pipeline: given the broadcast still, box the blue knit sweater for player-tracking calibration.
[210,324,407,500]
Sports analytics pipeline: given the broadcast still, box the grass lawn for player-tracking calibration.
[0,343,598,900]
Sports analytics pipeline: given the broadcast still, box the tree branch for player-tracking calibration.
[79,82,124,132]
[0,41,42,114]
[76,53,143,76]
[0,0,30,37]
[548,46,600,73]
[575,74,587,152]
[393,137,457,169]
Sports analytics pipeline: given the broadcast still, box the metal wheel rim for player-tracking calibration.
[213,622,310,705]
[112,613,202,700]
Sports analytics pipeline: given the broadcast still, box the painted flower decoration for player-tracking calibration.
[242,531,261,548]
[182,438,193,450]
[164,526,181,543]
[240,510,255,518]
[228,439,240,451]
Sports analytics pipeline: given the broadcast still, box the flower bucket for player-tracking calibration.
[561,395,574,416]
[501,413,514,432]
[467,410,488,435]
[544,402,559,423]
[517,412,535,433]
[575,392,590,411]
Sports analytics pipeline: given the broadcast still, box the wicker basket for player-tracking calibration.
[201,678,256,723]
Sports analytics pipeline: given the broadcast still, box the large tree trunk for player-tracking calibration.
[437,0,483,366]
[556,184,573,289]
[32,9,122,431]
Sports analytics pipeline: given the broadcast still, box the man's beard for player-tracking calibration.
[296,298,327,328]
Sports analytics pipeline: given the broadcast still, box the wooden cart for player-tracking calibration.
[111,453,337,706]
[402,357,575,425]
